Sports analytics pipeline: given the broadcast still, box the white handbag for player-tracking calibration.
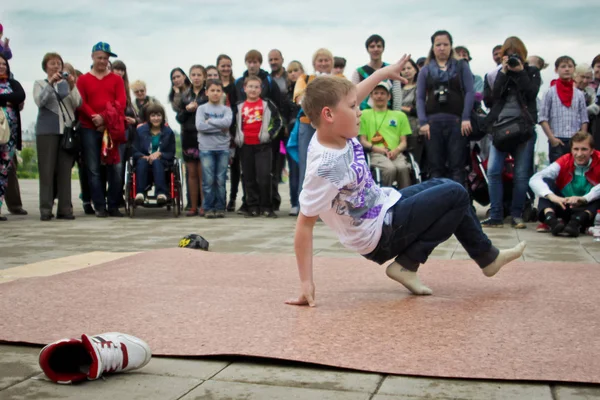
[0,108,10,145]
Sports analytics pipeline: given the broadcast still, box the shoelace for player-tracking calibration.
[96,340,124,373]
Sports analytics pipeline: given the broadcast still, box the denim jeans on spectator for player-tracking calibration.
[548,137,571,164]
[364,178,499,271]
[487,136,534,221]
[135,158,167,196]
[298,122,316,195]
[200,150,229,212]
[80,128,123,211]
[287,153,300,208]
[425,116,467,185]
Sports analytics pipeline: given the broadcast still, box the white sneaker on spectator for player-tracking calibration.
[135,193,145,205]
[157,194,167,205]
[39,332,152,384]
[289,206,299,216]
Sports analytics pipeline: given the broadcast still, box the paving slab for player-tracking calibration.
[377,376,553,400]
[1,373,202,400]
[555,385,600,399]
[0,345,40,391]
[138,357,230,380]
[180,380,371,400]
[212,361,383,393]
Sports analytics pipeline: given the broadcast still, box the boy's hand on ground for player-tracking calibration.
[382,54,410,84]
[285,281,316,307]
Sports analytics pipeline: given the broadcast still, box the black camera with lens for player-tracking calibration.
[507,54,521,68]
[434,85,449,104]
[61,72,70,79]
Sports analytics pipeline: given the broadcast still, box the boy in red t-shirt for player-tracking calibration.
[234,76,282,217]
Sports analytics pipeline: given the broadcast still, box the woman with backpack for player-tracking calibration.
[416,30,474,186]
[480,36,541,229]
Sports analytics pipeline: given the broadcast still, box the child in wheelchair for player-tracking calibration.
[132,103,176,205]
[358,81,414,188]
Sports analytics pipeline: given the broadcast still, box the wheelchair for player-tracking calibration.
[367,150,422,188]
[124,157,184,218]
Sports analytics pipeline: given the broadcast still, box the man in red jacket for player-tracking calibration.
[77,42,127,218]
[529,131,600,236]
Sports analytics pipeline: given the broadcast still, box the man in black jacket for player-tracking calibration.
[234,50,284,213]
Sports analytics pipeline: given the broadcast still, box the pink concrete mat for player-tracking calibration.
[1,249,599,383]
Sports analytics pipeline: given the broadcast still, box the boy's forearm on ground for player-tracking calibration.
[294,215,316,283]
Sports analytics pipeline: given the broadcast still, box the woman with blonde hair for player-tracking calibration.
[293,48,343,195]
[131,80,162,123]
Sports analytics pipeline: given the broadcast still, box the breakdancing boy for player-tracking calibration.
[286,55,526,307]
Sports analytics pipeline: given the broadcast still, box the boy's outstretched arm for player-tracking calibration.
[355,54,410,104]
[286,213,319,307]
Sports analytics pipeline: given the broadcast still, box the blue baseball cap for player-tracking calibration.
[91,42,117,57]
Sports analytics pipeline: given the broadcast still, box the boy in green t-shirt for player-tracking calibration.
[359,81,412,188]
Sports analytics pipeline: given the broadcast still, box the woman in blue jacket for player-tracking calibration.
[132,103,175,205]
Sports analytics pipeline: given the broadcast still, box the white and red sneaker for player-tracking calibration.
[39,332,152,384]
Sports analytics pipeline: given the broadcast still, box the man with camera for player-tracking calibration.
[76,42,127,218]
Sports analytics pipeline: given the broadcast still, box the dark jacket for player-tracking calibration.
[234,69,283,111]
[223,83,238,139]
[175,88,207,133]
[132,123,176,164]
[484,65,541,124]
[0,78,26,150]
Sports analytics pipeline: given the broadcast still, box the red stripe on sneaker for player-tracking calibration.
[121,343,129,369]
[81,334,101,379]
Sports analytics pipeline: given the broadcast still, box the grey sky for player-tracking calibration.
[3,0,599,130]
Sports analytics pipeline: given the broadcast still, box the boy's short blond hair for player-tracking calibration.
[312,48,333,67]
[243,75,262,87]
[302,76,355,126]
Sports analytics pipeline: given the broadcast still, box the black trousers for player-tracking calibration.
[241,143,272,212]
[5,154,23,211]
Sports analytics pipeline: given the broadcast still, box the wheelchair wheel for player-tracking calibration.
[124,161,135,218]
[173,180,182,217]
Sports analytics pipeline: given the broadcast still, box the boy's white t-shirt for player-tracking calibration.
[299,135,401,255]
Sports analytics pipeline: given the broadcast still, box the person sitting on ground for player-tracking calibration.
[529,131,600,237]
[359,81,412,188]
[132,103,175,206]
[285,58,526,307]
[131,80,162,124]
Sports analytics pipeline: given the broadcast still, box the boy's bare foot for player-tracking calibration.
[482,241,527,277]
[386,262,433,295]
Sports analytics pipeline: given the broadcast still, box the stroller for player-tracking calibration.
[468,139,538,222]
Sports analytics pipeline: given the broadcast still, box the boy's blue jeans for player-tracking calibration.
[487,136,535,221]
[364,178,499,271]
[200,150,229,211]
